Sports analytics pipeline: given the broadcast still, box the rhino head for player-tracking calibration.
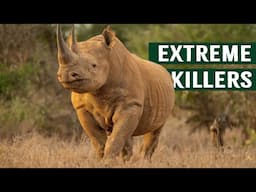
[56,24,114,93]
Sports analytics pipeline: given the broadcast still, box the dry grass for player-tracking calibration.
[1,109,256,168]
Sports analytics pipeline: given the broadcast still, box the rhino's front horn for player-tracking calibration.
[56,24,75,64]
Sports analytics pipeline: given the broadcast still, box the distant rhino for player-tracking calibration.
[56,25,175,161]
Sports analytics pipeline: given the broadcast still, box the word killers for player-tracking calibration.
[169,69,255,90]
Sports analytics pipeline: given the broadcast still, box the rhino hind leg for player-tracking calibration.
[121,137,133,161]
[140,127,162,161]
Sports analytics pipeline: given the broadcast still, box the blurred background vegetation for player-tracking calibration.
[1,24,256,144]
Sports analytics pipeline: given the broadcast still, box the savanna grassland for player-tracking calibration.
[1,108,255,168]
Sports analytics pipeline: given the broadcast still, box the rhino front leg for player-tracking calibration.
[76,108,107,159]
[104,105,142,159]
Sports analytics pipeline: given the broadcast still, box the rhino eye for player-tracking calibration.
[92,64,97,68]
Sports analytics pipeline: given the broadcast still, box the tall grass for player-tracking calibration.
[0,110,255,168]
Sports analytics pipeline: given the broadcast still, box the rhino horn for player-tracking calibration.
[56,24,75,63]
[71,24,76,45]
[67,24,78,52]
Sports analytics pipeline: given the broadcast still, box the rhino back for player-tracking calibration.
[133,57,175,135]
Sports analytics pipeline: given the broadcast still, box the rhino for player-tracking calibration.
[56,24,175,161]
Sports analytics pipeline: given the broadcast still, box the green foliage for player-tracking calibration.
[0,63,38,100]
[0,97,43,125]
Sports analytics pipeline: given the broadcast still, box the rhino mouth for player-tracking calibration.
[61,79,90,92]
[60,79,89,84]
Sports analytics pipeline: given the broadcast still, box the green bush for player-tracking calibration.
[0,63,38,100]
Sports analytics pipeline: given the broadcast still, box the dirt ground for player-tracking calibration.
[0,108,256,168]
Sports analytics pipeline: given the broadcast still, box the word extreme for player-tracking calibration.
[149,43,256,64]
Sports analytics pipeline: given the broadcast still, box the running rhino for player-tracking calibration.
[56,25,175,160]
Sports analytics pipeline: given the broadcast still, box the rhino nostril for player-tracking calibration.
[70,72,80,78]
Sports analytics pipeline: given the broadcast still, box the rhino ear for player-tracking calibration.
[102,25,115,47]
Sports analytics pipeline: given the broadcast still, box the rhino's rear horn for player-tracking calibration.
[56,24,75,63]
[67,24,77,51]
